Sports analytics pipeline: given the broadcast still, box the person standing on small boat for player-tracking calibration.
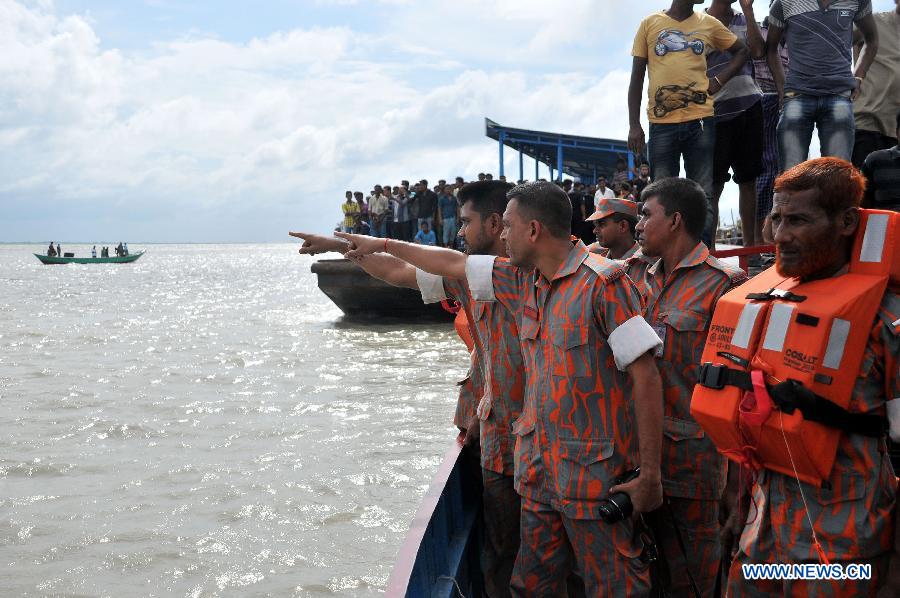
[56,243,61,257]
[339,181,665,597]
[291,181,532,597]
[92,246,97,258]
[47,242,56,257]
[123,242,129,256]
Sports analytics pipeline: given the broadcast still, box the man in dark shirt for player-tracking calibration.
[767,0,879,171]
[415,180,438,231]
[861,111,900,211]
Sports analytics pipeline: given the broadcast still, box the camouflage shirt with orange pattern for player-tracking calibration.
[642,242,747,499]
[467,241,662,519]
[443,278,526,477]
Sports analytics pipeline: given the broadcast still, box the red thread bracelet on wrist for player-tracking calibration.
[384,238,389,252]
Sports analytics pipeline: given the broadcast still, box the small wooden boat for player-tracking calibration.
[387,434,484,597]
[310,258,454,321]
[34,251,144,265]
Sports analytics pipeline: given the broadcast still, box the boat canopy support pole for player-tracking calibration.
[498,131,505,178]
[556,142,563,182]
[518,150,524,183]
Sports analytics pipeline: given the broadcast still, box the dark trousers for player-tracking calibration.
[482,470,521,598]
[648,118,716,246]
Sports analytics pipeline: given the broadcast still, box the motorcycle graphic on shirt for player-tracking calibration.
[652,82,708,118]
[654,29,705,56]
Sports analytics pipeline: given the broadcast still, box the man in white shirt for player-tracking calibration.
[593,176,616,203]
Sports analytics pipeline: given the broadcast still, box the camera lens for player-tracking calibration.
[598,492,633,524]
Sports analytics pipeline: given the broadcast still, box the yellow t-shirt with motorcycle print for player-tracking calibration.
[633,11,737,124]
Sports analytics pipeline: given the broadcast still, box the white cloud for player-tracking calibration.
[6,0,878,240]
[0,0,648,240]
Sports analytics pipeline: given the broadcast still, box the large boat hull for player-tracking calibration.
[310,258,454,321]
[34,252,144,265]
[387,435,484,597]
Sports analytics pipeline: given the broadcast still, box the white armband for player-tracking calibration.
[465,255,497,302]
[887,399,900,443]
[608,316,663,371]
[415,268,447,304]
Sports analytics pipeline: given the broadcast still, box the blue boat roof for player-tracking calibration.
[484,118,634,183]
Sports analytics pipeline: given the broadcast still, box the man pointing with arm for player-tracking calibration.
[340,181,664,596]
[294,181,531,596]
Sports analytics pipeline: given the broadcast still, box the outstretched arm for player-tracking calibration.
[289,231,418,288]
[356,253,418,289]
[336,232,467,280]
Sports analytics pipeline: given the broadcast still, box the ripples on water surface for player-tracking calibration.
[0,244,465,596]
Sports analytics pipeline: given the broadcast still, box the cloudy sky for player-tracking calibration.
[2,0,893,242]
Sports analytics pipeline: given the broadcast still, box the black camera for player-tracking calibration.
[598,467,641,524]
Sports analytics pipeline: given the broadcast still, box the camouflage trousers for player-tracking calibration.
[726,465,895,597]
[510,496,651,597]
[646,497,722,597]
[482,469,520,598]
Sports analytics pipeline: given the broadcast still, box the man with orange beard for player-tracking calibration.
[692,158,899,596]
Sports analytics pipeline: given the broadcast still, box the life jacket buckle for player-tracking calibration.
[745,288,807,302]
[698,362,727,390]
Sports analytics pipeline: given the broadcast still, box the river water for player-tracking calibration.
[0,244,467,597]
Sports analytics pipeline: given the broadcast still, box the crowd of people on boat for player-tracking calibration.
[46,242,130,258]
[299,0,900,596]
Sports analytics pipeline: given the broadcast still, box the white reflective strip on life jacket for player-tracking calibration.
[732,302,764,350]
[822,318,851,370]
[762,303,794,352]
[859,213,888,263]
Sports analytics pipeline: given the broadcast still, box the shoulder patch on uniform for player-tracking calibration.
[584,253,625,281]
[706,255,747,282]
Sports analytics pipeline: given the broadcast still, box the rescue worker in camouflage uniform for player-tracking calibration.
[586,196,658,297]
[633,178,747,596]
[720,158,900,596]
[291,181,527,597]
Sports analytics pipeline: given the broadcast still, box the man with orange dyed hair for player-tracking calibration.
[721,158,899,596]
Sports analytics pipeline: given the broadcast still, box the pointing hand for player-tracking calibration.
[288,231,349,255]
[334,231,384,260]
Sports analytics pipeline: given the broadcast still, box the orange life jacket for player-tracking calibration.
[690,209,899,486]
[454,308,475,352]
